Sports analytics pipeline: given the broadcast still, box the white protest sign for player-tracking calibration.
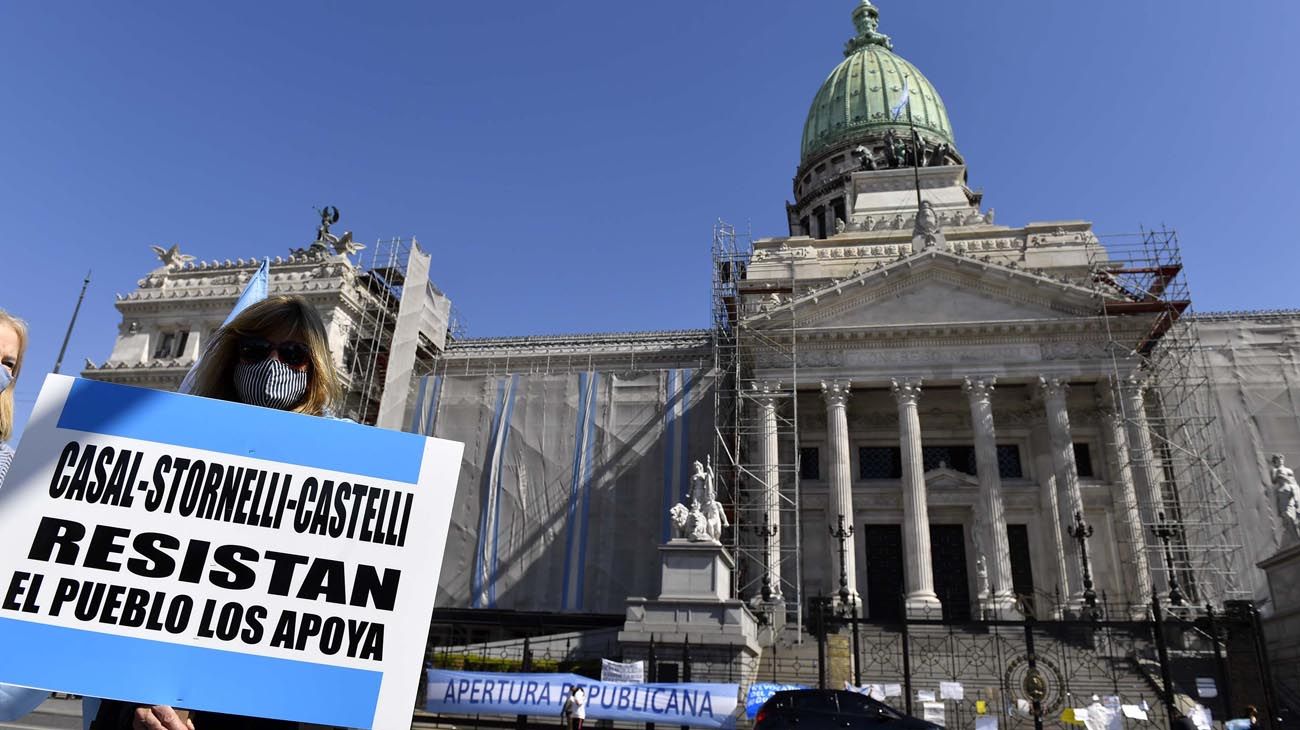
[0,376,463,729]
[601,658,646,684]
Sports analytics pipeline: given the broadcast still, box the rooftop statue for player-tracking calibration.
[314,205,341,248]
[851,144,876,171]
[150,244,195,270]
[306,206,364,257]
[912,200,946,251]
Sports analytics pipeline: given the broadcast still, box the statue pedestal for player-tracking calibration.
[619,539,761,660]
[1258,542,1300,705]
[658,539,733,602]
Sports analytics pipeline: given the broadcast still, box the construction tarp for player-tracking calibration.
[1198,314,1300,603]
[407,369,714,613]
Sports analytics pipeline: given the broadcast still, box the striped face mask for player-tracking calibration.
[233,358,308,410]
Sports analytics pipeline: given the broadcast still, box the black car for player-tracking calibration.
[754,689,942,730]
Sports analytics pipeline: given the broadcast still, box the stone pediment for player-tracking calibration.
[924,467,978,489]
[748,249,1106,331]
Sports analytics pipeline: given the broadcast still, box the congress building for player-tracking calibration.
[88,1,1300,721]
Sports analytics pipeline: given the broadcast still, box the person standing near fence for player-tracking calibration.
[562,686,586,730]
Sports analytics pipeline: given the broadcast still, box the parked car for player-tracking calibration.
[754,689,942,730]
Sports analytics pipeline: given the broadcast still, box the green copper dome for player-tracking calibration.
[801,1,954,163]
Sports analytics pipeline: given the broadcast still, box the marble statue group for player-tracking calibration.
[669,458,729,543]
[1271,454,1300,542]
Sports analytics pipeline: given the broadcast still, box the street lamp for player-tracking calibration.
[829,514,855,608]
[1151,511,1185,607]
[751,516,778,602]
[829,514,862,685]
[1067,511,1101,620]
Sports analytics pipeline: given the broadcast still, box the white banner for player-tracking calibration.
[601,658,646,683]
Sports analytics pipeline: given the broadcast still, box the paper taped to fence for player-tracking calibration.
[0,376,463,729]
[601,658,645,683]
[428,669,740,728]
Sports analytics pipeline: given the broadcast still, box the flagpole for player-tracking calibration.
[906,89,922,211]
[52,270,91,375]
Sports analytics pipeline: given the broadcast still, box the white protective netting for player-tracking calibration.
[407,369,715,614]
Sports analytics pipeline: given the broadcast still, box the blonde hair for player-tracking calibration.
[188,295,340,416]
[0,310,29,442]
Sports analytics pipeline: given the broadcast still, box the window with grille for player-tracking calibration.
[858,444,1023,479]
[859,447,902,479]
[996,445,1024,478]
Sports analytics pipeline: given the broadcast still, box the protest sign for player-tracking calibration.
[428,669,740,729]
[0,376,463,729]
[601,658,645,684]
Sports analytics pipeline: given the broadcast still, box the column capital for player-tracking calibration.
[1037,376,1070,401]
[821,379,851,407]
[1122,373,1149,403]
[962,376,997,403]
[890,377,923,406]
[751,380,782,407]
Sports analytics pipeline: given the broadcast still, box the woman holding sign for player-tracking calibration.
[0,309,28,487]
[0,314,70,725]
[91,295,341,729]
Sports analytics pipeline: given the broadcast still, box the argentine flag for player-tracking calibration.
[177,258,270,394]
[891,77,911,120]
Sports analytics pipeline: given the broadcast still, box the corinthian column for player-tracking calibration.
[892,378,942,618]
[753,381,782,600]
[963,377,1020,617]
[822,380,859,603]
[1099,394,1153,616]
[1038,377,1088,606]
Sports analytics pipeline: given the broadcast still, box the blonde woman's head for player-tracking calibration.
[188,296,340,416]
[0,310,30,442]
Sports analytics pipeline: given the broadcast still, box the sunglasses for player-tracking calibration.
[237,337,311,370]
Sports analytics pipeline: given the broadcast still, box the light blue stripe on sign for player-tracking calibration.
[0,618,381,728]
[58,378,426,485]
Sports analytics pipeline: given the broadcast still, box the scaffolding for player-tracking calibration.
[1092,228,1247,605]
[711,220,806,628]
[340,236,445,424]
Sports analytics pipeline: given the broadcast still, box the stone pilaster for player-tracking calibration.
[753,381,782,600]
[1039,377,1088,606]
[822,380,859,603]
[1099,394,1154,617]
[963,377,1019,617]
[892,378,941,618]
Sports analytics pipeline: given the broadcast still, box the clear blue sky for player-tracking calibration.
[3,1,1298,438]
